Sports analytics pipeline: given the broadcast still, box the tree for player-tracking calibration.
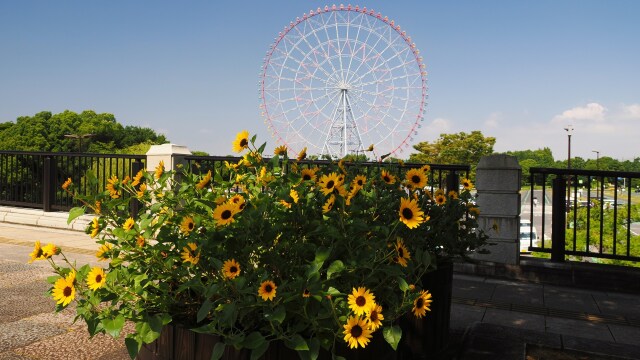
[409,131,496,166]
[0,110,167,153]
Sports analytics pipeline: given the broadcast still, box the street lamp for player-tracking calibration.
[64,133,95,152]
[592,150,600,198]
[564,126,574,210]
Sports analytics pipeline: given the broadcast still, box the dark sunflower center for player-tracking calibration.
[412,175,421,184]
[383,175,390,182]
[357,180,363,186]
[304,289,310,295]
[63,286,72,297]
[351,325,363,337]
[402,208,414,220]
[36,249,43,257]
[188,222,194,230]
[95,274,102,283]
[303,174,311,180]
[416,298,424,308]
[356,296,366,307]
[370,311,378,321]
[230,266,238,273]
[221,210,232,220]
[326,180,335,189]
[240,139,248,147]
[265,285,273,292]
[398,247,404,257]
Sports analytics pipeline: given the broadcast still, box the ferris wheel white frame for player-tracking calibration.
[259,4,427,159]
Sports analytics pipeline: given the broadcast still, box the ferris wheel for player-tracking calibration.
[259,4,427,159]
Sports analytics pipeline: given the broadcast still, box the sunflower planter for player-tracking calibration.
[32,132,486,359]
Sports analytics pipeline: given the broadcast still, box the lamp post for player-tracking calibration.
[564,126,574,211]
[592,150,599,198]
[64,134,94,152]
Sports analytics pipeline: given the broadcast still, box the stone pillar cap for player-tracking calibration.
[477,154,521,170]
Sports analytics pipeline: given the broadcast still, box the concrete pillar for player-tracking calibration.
[146,144,192,172]
[474,154,521,265]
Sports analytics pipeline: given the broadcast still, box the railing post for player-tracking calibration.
[42,156,54,212]
[446,171,459,194]
[551,176,567,262]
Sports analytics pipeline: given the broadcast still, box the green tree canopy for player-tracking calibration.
[0,110,167,153]
[409,131,496,166]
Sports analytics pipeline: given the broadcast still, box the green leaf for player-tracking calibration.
[285,334,309,351]
[67,206,85,224]
[46,275,60,284]
[326,260,344,279]
[305,262,322,280]
[297,337,320,360]
[326,287,342,296]
[102,315,125,338]
[397,277,410,292]
[265,305,286,324]
[250,340,269,360]
[242,331,266,349]
[135,313,171,344]
[210,342,225,360]
[197,299,213,322]
[314,247,331,263]
[125,336,141,359]
[422,250,432,267]
[383,325,402,351]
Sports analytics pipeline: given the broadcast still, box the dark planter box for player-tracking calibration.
[137,264,453,360]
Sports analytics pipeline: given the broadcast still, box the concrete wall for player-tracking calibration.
[473,154,522,265]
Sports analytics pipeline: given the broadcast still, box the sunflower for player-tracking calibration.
[123,217,135,231]
[51,273,75,307]
[131,170,144,186]
[302,288,311,298]
[106,175,120,198]
[280,200,292,208]
[86,267,107,291]
[181,243,200,265]
[296,147,307,161]
[274,145,288,156]
[289,189,299,203]
[381,170,396,185]
[468,206,480,216]
[461,178,473,190]
[412,290,433,318]
[94,200,101,215]
[232,130,250,153]
[300,168,317,182]
[96,243,113,261]
[366,144,374,152]
[213,203,238,226]
[90,217,100,238]
[405,168,427,189]
[61,178,72,190]
[399,197,425,229]
[448,190,459,200]
[420,164,431,172]
[258,280,277,301]
[180,216,195,235]
[322,194,336,214]
[195,170,212,190]
[41,243,58,259]
[136,235,146,247]
[365,304,384,331]
[318,172,340,195]
[394,238,411,267]
[154,160,164,180]
[343,316,373,349]
[352,175,366,189]
[347,287,376,316]
[28,241,44,263]
[435,194,447,205]
[338,159,347,174]
[222,259,241,279]
[137,183,147,198]
[228,194,246,210]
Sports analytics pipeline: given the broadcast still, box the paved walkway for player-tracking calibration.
[1,221,640,359]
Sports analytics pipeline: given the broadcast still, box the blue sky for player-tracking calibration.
[1,1,638,160]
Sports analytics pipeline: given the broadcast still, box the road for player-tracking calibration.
[521,190,552,248]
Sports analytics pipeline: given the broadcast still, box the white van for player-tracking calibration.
[519,219,538,253]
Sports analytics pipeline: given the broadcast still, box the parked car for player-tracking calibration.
[519,219,538,253]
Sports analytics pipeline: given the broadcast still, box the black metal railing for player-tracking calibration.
[181,155,470,193]
[529,167,640,263]
[0,151,145,212]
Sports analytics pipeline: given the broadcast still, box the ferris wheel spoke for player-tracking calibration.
[305,16,342,81]
[284,27,338,82]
